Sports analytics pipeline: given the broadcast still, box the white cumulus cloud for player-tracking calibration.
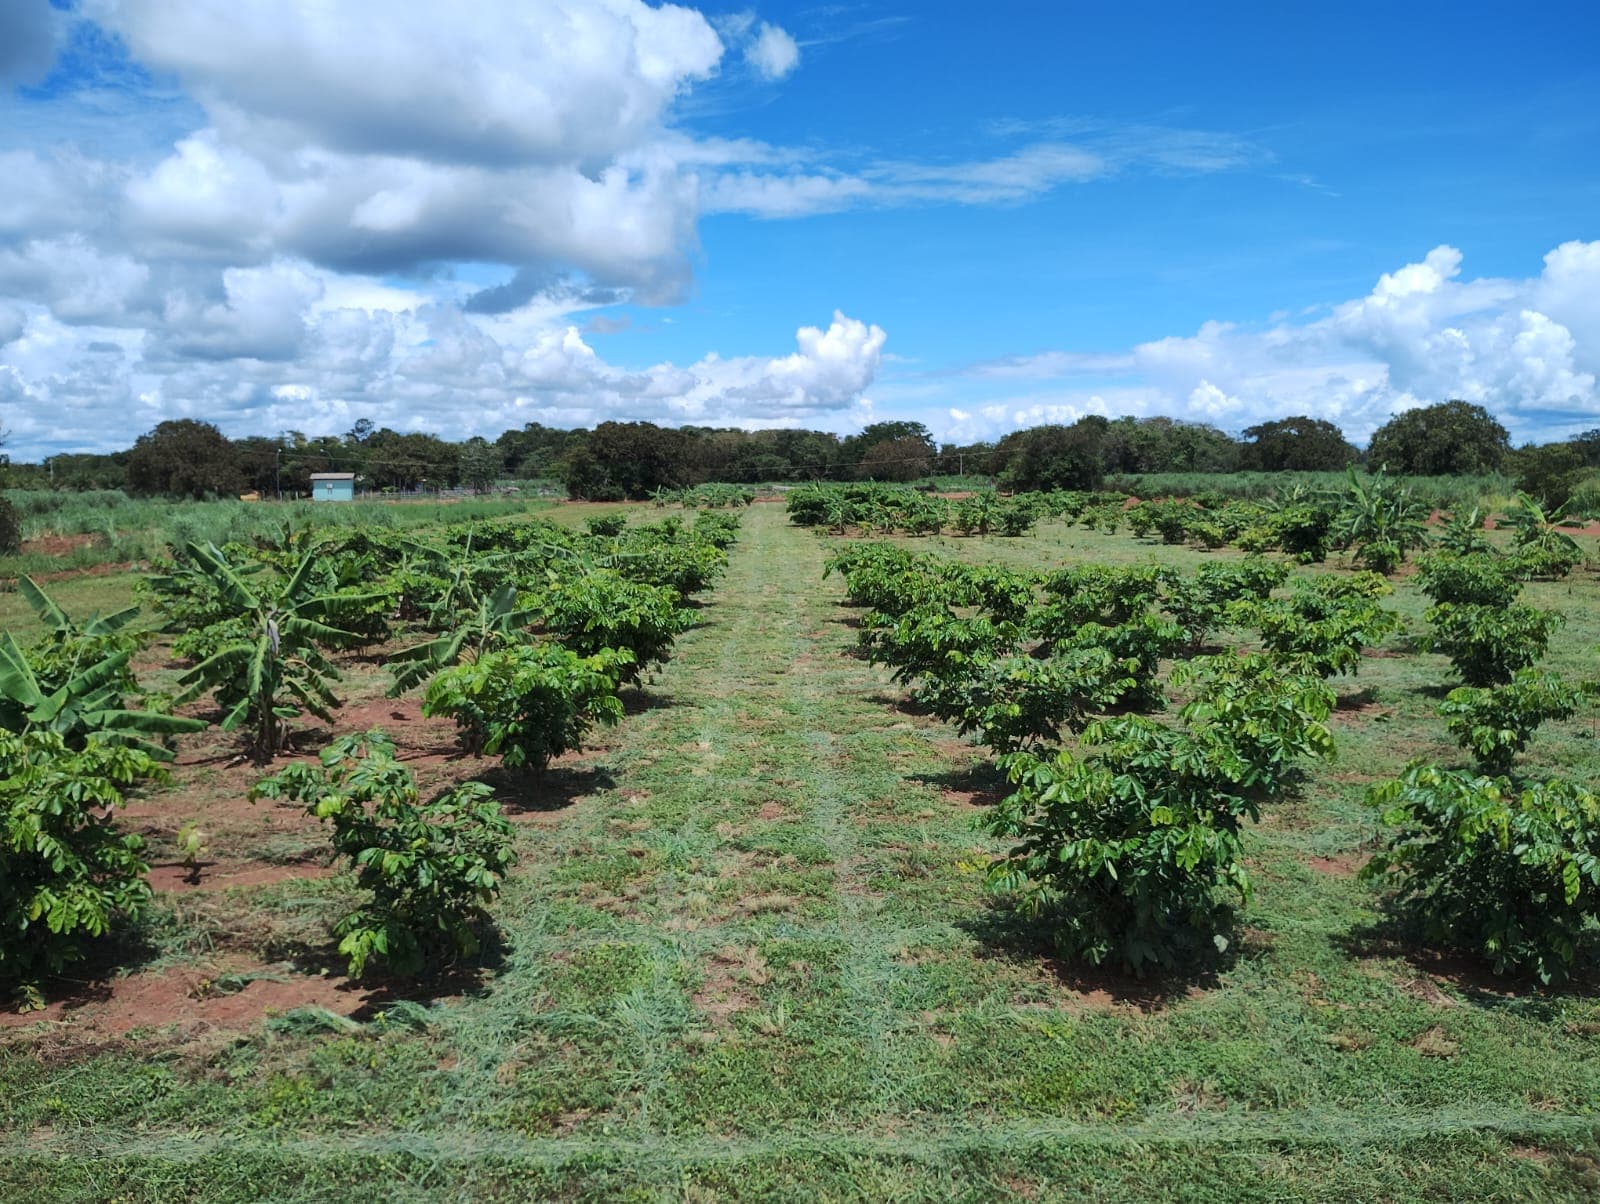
[747,22,800,80]
[938,243,1600,446]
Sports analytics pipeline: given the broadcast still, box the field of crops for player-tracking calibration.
[4,486,1600,1201]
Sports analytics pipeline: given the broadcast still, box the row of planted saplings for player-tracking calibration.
[0,508,743,1007]
[795,471,1588,587]
[1370,546,1600,986]
[789,482,1096,539]
[830,539,1598,985]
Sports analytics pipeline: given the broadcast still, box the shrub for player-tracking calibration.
[612,525,728,596]
[586,513,627,538]
[692,510,743,547]
[1438,669,1584,774]
[1269,502,1335,562]
[1424,602,1561,687]
[825,542,938,616]
[1172,652,1336,800]
[952,491,1000,536]
[1243,574,1401,678]
[944,562,1038,626]
[252,731,516,978]
[1149,500,1196,545]
[1365,767,1600,984]
[919,648,1135,754]
[1414,552,1523,608]
[422,642,630,772]
[1163,557,1289,649]
[538,572,692,684]
[1061,614,1184,711]
[785,485,831,526]
[1,731,160,1004]
[0,496,19,555]
[859,603,1021,689]
[1036,563,1173,632]
[1512,544,1583,582]
[994,499,1039,537]
[984,658,1332,974]
[1355,538,1403,575]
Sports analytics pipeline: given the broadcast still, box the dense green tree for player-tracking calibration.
[857,436,933,482]
[1571,428,1600,468]
[773,429,846,479]
[1366,401,1509,476]
[842,422,937,469]
[0,425,14,554]
[563,421,689,500]
[234,436,281,496]
[1241,416,1356,471]
[1508,442,1588,512]
[1102,417,1240,475]
[992,419,1107,491]
[363,429,461,491]
[126,420,243,499]
[495,422,577,479]
[29,452,128,491]
[459,437,504,493]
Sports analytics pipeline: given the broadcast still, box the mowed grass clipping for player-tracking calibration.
[3,502,1600,1201]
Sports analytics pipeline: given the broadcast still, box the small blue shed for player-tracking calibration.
[310,472,356,502]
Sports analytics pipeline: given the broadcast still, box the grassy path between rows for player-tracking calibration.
[5,504,1600,1201]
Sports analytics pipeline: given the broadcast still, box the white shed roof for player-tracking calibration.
[309,472,356,481]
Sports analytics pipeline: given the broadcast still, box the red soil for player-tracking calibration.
[1309,854,1365,878]
[0,961,370,1038]
[20,533,101,557]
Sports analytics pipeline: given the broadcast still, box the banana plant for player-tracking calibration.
[1437,506,1494,556]
[18,574,141,640]
[386,580,539,696]
[172,542,377,760]
[386,532,517,627]
[15,572,151,693]
[1502,492,1584,578]
[0,633,205,759]
[1332,466,1429,572]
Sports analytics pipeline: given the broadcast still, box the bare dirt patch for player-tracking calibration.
[22,533,100,557]
[1015,954,1202,1015]
[1410,1024,1460,1058]
[942,787,1004,809]
[1,960,368,1040]
[692,947,768,1027]
[1308,854,1365,878]
[340,693,463,763]
[145,859,332,894]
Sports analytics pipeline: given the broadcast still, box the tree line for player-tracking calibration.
[6,400,1598,505]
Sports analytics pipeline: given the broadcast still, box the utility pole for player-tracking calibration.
[274,446,282,501]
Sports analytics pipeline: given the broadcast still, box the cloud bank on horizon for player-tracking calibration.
[940,241,1600,448]
[0,0,1596,459]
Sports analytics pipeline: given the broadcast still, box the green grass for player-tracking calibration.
[4,505,1600,1200]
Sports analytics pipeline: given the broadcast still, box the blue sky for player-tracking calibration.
[0,0,1597,459]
